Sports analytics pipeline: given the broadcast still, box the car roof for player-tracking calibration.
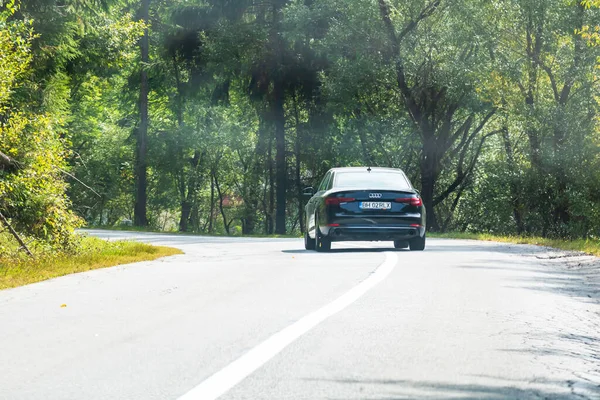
[329,167,406,174]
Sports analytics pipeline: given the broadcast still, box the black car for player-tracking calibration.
[304,167,426,252]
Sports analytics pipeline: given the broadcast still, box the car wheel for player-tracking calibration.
[409,234,426,251]
[315,215,331,252]
[304,229,316,250]
[393,240,408,249]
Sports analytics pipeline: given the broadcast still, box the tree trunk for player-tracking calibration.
[552,112,570,229]
[271,0,287,235]
[524,13,544,174]
[179,150,202,232]
[242,216,254,235]
[134,0,150,227]
[267,131,275,235]
[273,78,286,235]
[179,201,191,232]
[440,186,465,233]
[190,204,200,232]
[263,168,270,235]
[208,174,215,233]
[549,3,583,229]
[213,169,229,235]
[295,131,304,233]
[501,126,524,234]
[256,114,270,235]
[97,201,104,226]
[293,96,305,234]
[420,138,440,231]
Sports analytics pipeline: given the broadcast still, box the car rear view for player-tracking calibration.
[304,167,426,252]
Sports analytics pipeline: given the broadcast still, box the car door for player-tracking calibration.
[306,171,332,236]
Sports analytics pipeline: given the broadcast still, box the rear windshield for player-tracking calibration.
[334,171,412,190]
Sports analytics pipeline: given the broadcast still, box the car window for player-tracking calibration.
[318,172,331,192]
[333,171,412,190]
[326,172,335,190]
[402,173,413,188]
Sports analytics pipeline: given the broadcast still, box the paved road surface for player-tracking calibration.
[1,231,599,399]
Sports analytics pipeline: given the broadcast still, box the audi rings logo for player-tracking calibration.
[369,193,383,199]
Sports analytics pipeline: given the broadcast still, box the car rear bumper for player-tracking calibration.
[324,225,425,242]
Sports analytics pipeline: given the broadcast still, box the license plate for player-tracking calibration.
[360,201,392,210]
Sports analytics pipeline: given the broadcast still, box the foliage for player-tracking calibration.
[0,1,82,254]
[2,0,600,246]
[580,0,600,46]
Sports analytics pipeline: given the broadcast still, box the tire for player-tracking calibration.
[315,215,331,252]
[409,234,426,251]
[304,229,316,250]
[393,240,409,249]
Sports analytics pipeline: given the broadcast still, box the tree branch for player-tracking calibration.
[0,211,33,257]
[57,168,102,198]
[0,151,21,173]
[377,0,440,127]
[397,0,442,42]
[433,127,500,207]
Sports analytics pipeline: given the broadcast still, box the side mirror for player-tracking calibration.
[303,186,314,197]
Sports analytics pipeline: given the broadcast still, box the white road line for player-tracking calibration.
[177,251,398,400]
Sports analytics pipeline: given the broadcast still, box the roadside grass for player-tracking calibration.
[85,225,176,234]
[85,225,302,239]
[430,232,600,257]
[0,236,182,290]
[87,227,600,257]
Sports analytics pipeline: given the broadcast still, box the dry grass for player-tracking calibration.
[0,236,182,290]
[431,232,600,257]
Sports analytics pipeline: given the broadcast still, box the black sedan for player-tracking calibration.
[304,167,426,252]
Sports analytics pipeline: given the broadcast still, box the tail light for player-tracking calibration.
[395,197,423,206]
[325,197,355,206]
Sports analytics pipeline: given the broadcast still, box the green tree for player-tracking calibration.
[135,0,150,227]
[0,1,82,251]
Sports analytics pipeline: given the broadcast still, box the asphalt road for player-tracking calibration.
[1,231,599,400]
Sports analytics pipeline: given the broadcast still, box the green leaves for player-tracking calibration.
[0,1,85,254]
[1,0,598,241]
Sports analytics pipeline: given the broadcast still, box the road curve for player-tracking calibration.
[0,230,598,400]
